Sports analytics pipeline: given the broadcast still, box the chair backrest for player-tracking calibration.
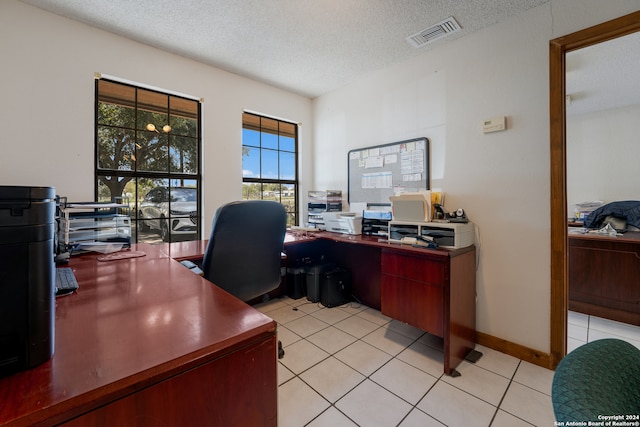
[552,338,640,422]
[201,200,287,302]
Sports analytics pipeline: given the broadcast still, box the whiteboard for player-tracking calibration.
[347,137,429,205]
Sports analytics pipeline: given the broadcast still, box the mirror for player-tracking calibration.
[549,11,640,367]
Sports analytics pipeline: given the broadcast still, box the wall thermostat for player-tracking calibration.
[482,116,506,133]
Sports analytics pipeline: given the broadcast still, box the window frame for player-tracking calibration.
[94,78,202,244]
[242,112,299,226]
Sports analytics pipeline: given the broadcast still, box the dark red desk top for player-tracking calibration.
[0,243,276,427]
[300,230,474,258]
[568,230,640,244]
[167,230,474,262]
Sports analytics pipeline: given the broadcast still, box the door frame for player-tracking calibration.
[549,11,640,367]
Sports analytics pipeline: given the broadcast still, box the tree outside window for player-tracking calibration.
[96,79,202,243]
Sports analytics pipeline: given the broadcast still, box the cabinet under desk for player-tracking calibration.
[282,231,479,376]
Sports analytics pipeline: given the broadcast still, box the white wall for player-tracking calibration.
[0,0,313,236]
[312,0,640,352]
[568,104,640,210]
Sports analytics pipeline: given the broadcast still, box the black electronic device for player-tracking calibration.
[433,204,469,223]
[55,267,79,296]
[0,186,56,378]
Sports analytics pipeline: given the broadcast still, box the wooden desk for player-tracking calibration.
[270,232,476,376]
[569,231,640,325]
[165,232,477,376]
[0,243,278,426]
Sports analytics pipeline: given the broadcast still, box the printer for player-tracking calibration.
[322,212,363,235]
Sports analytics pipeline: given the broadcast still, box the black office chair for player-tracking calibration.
[200,200,287,357]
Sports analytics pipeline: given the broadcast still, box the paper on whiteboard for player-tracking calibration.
[403,173,422,182]
[362,171,392,189]
[365,156,384,168]
[401,149,424,175]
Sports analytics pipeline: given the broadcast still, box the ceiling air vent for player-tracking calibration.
[406,17,462,48]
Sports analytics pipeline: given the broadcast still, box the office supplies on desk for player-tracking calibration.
[421,221,475,249]
[389,191,431,222]
[307,190,342,230]
[433,203,469,223]
[389,221,475,249]
[400,235,439,249]
[55,267,79,296]
[76,241,127,254]
[57,198,131,255]
[97,250,146,261]
[362,209,392,237]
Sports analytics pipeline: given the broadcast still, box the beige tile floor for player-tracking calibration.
[567,310,640,353]
[255,297,559,427]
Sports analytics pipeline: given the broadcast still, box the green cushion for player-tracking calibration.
[552,338,640,423]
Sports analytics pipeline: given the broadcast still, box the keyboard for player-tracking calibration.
[55,267,79,296]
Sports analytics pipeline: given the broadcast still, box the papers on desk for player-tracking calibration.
[97,250,146,261]
[568,223,621,237]
[74,241,126,253]
[66,202,128,209]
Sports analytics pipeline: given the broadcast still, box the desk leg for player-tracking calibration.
[444,249,477,375]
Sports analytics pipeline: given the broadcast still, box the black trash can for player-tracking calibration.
[286,267,307,299]
[0,186,56,378]
[305,263,335,303]
[320,267,351,308]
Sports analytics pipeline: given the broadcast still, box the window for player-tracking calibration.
[242,112,298,226]
[95,78,202,243]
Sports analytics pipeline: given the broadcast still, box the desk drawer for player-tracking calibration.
[381,251,445,285]
[381,275,444,336]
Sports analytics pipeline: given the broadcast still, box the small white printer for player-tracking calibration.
[322,212,363,235]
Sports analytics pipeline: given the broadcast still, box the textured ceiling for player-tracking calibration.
[20,0,549,98]
[566,31,640,117]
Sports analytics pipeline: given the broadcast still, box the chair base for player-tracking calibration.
[278,341,285,359]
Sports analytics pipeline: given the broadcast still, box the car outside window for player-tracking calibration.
[95,78,202,243]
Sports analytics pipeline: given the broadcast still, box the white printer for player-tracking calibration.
[322,212,363,235]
